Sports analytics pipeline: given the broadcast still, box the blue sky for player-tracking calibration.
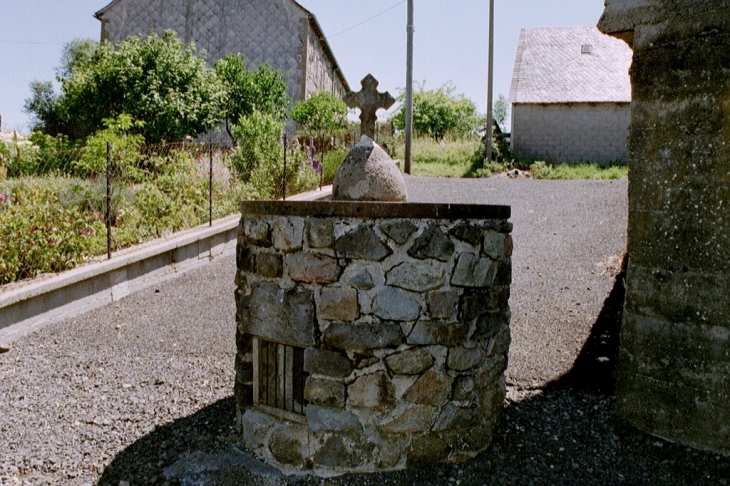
[0,1,606,132]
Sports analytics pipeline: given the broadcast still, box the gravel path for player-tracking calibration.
[1,177,728,485]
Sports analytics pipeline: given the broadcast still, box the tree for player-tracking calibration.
[493,94,509,131]
[56,38,98,79]
[392,82,481,140]
[42,31,225,143]
[214,54,289,141]
[23,81,66,134]
[23,39,98,136]
[291,91,349,134]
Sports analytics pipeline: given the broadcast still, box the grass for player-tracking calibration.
[383,136,629,180]
[530,161,628,180]
[394,137,481,178]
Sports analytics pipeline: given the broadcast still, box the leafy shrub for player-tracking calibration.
[75,115,145,179]
[30,31,225,143]
[292,92,349,135]
[0,203,102,284]
[215,54,289,141]
[229,112,286,198]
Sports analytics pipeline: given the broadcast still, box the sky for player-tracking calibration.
[0,0,606,132]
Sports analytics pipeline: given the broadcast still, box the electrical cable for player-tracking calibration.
[326,0,406,39]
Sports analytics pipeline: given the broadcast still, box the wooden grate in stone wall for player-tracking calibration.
[253,338,308,423]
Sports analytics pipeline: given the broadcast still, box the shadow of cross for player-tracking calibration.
[344,74,396,139]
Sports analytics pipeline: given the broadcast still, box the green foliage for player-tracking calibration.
[56,38,98,79]
[229,112,284,192]
[228,112,321,198]
[291,92,349,134]
[530,161,628,180]
[392,82,481,140]
[74,114,145,178]
[394,136,482,177]
[57,31,225,143]
[493,94,509,131]
[321,147,349,185]
[0,182,101,284]
[215,54,289,140]
[23,81,69,135]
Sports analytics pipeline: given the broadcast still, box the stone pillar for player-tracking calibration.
[599,0,730,454]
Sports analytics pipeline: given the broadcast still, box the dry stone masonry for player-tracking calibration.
[234,201,512,475]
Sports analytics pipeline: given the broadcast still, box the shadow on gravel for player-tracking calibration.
[99,261,730,486]
[545,264,626,396]
[97,397,260,486]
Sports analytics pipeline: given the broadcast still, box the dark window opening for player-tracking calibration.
[255,339,307,418]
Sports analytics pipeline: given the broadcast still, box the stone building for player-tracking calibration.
[508,27,632,163]
[599,0,730,455]
[94,0,350,104]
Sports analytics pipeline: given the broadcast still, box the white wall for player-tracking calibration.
[511,102,630,163]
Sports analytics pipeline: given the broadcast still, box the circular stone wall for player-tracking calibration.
[234,201,512,475]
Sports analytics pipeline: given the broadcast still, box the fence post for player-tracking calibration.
[209,142,213,227]
[106,141,112,260]
[282,133,288,201]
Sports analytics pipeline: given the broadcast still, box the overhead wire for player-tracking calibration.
[325,0,407,40]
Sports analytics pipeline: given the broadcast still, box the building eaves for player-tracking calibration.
[291,0,351,93]
[94,0,117,20]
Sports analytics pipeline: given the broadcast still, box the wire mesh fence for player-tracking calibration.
[0,129,361,286]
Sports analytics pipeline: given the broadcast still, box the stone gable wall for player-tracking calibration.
[234,203,512,474]
[599,0,730,455]
[511,102,630,163]
[99,0,342,103]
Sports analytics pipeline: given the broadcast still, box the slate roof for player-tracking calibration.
[508,27,632,104]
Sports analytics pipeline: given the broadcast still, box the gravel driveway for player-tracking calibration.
[1,177,728,485]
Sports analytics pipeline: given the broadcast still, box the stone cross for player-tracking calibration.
[344,74,395,139]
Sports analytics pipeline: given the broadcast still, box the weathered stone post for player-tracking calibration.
[598,0,730,454]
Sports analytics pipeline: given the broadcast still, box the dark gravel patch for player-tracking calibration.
[2,177,728,485]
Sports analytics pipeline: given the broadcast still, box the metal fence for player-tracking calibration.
[0,132,354,286]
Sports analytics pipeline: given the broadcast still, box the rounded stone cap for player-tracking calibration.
[332,136,408,202]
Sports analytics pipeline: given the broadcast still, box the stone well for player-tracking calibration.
[234,200,512,475]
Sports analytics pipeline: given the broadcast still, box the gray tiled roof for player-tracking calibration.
[508,27,632,104]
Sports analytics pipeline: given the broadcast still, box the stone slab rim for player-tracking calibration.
[241,201,511,220]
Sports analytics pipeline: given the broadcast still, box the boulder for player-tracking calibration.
[332,136,407,202]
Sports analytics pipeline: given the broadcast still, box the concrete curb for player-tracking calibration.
[0,186,333,345]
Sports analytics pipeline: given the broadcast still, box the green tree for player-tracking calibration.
[24,39,99,136]
[291,91,349,134]
[493,94,509,131]
[51,31,224,143]
[23,81,66,134]
[56,38,98,79]
[215,54,289,141]
[392,82,481,140]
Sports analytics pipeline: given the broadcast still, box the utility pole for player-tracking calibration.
[485,0,495,164]
[405,0,414,174]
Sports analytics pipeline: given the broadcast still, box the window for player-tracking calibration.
[581,44,593,54]
[253,338,308,422]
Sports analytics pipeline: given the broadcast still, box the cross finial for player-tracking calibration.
[344,74,396,139]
